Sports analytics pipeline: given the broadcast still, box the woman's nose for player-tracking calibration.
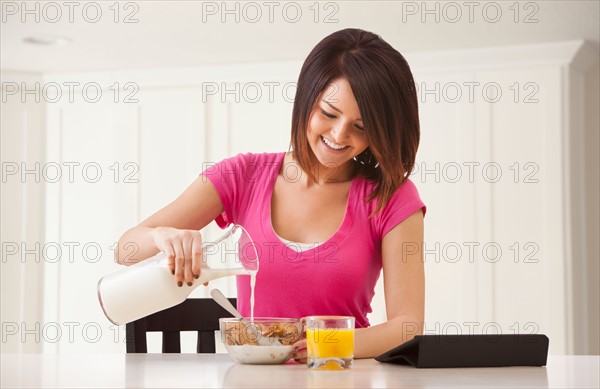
[330,123,350,143]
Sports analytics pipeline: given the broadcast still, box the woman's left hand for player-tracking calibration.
[291,339,307,363]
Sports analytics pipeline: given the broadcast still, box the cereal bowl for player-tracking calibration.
[219,317,303,364]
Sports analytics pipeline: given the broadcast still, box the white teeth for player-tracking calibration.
[321,136,347,150]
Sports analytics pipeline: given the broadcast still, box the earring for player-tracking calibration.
[365,149,374,165]
[355,149,374,166]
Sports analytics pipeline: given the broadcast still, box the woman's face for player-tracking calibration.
[306,78,369,174]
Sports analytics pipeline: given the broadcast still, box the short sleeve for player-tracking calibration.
[199,154,246,229]
[375,178,426,238]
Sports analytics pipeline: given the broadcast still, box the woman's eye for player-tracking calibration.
[354,125,364,131]
[320,109,336,119]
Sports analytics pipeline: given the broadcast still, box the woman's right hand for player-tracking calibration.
[151,227,204,287]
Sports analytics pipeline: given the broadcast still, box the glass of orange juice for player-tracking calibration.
[305,316,355,370]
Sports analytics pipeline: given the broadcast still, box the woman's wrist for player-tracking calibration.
[116,226,161,265]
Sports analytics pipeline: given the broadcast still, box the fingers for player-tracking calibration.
[182,235,195,285]
[292,339,307,363]
[173,241,185,287]
[160,241,176,276]
[292,351,306,363]
[152,227,204,287]
[191,233,203,281]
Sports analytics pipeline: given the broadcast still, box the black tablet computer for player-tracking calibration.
[375,334,549,368]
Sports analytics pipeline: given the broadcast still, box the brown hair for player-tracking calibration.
[290,28,420,215]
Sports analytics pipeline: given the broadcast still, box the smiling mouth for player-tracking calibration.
[320,136,349,152]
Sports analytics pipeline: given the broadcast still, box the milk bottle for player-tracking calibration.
[97,225,258,325]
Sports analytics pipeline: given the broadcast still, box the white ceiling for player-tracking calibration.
[1,0,599,74]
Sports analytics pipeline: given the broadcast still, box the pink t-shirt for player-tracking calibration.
[201,152,425,328]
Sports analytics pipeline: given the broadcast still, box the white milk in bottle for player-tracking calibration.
[98,225,258,325]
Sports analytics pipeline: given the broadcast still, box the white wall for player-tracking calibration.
[1,41,598,354]
[39,63,300,353]
[1,73,46,352]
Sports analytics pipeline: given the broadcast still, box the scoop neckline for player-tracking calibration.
[262,152,355,254]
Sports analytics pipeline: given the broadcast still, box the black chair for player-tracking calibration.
[126,298,236,353]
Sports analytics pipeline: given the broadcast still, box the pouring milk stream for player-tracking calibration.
[97,225,259,325]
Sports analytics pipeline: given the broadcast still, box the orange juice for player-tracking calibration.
[306,328,354,359]
[306,316,355,370]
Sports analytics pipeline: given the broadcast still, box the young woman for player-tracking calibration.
[115,28,425,360]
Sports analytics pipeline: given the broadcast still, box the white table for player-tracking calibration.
[1,354,598,388]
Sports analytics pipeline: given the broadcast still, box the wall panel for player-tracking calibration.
[0,74,46,353]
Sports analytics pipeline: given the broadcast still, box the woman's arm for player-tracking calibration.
[114,176,224,266]
[354,209,425,358]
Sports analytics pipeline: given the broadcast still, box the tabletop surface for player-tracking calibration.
[1,353,598,388]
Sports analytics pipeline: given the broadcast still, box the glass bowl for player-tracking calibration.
[219,317,303,364]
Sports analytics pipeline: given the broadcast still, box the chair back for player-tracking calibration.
[126,298,236,353]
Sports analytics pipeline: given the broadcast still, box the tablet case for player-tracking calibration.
[375,334,549,368]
